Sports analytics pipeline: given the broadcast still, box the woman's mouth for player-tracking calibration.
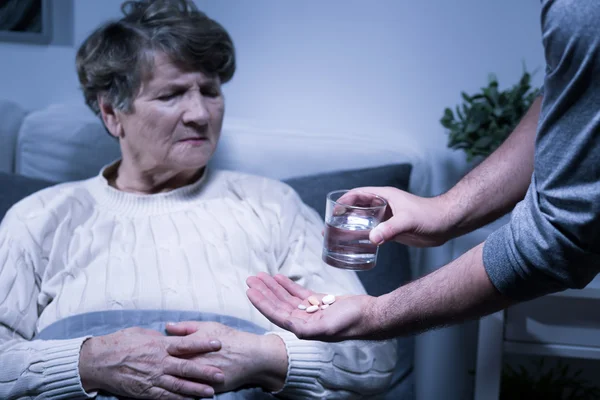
[179,137,208,146]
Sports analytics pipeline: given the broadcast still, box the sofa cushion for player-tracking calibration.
[0,172,55,221]
[0,100,26,174]
[16,103,121,183]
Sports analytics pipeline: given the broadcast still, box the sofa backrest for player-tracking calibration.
[0,100,430,196]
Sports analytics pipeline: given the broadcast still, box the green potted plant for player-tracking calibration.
[440,68,540,162]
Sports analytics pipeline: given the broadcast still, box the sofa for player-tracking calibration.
[0,98,433,398]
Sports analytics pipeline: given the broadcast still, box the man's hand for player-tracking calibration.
[78,327,224,399]
[341,187,454,247]
[246,272,378,342]
[166,320,288,393]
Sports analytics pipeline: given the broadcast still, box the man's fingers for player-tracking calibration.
[246,287,296,327]
[247,283,339,340]
[277,313,333,340]
[164,357,224,383]
[340,191,383,207]
[335,192,361,207]
[247,275,287,305]
[332,204,348,216]
[347,186,400,200]
[257,272,304,304]
[247,274,297,311]
[157,375,217,399]
[165,336,221,356]
[273,274,313,299]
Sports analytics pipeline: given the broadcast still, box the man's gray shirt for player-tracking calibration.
[483,0,600,300]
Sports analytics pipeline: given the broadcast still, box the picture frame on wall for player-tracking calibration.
[0,0,52,45]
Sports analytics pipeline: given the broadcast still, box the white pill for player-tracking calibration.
[322,294,336,305]
[298,304,307,310]
[306,305,319,313]
[321,304,329,310]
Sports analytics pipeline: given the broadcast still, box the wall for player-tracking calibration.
[0,0,545,192]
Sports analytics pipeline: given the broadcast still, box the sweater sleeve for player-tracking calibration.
[0,207,93,400]
[482,1,600,301]
[259,180,398,399]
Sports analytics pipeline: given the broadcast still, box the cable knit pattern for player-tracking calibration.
[0,166,397,399]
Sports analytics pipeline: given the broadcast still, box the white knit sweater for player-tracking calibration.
[0,167,397,399]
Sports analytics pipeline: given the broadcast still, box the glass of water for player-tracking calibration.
[322,189,388,271]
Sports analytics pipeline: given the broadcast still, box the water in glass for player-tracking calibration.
[322,214,378,270]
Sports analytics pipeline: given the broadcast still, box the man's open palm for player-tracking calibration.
[246,272,377,342]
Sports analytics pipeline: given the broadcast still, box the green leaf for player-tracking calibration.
[465,121,480,134]
[456,106,464,121]
[475,136,493,149]
[440,118,453,129]
[440,66,540,162]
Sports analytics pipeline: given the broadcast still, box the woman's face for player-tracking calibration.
[109,53,225,176]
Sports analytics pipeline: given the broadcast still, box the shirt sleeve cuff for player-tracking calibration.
[264,331,330,397]
[38,336,97,399]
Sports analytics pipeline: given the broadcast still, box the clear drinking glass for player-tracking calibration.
[322,189,388,271]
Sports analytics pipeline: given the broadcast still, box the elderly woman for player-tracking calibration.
[0,1,398,399]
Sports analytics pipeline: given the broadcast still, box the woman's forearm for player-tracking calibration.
[254,334,288,391]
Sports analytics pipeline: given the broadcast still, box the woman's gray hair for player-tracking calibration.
[76,0,235,115]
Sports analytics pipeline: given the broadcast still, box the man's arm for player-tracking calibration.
[244,98,542,342]
[364,96,542,247]
[247,243,514,341]
[440,95,541,237]
[361,94,541,337]
[372,243,513,339]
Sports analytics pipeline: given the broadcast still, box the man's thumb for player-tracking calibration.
[370,220,401,245]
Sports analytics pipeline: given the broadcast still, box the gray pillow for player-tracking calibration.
[15,104,121,182]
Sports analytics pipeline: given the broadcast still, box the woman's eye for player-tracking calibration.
[158,92,180,101]
[202,88,220,98]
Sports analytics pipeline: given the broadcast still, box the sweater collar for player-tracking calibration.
[88,160,213,216]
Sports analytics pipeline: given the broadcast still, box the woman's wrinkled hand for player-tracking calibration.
[78,327,224,399]
[166,321,288,393]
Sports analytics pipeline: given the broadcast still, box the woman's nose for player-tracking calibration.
[182,91,209,124]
